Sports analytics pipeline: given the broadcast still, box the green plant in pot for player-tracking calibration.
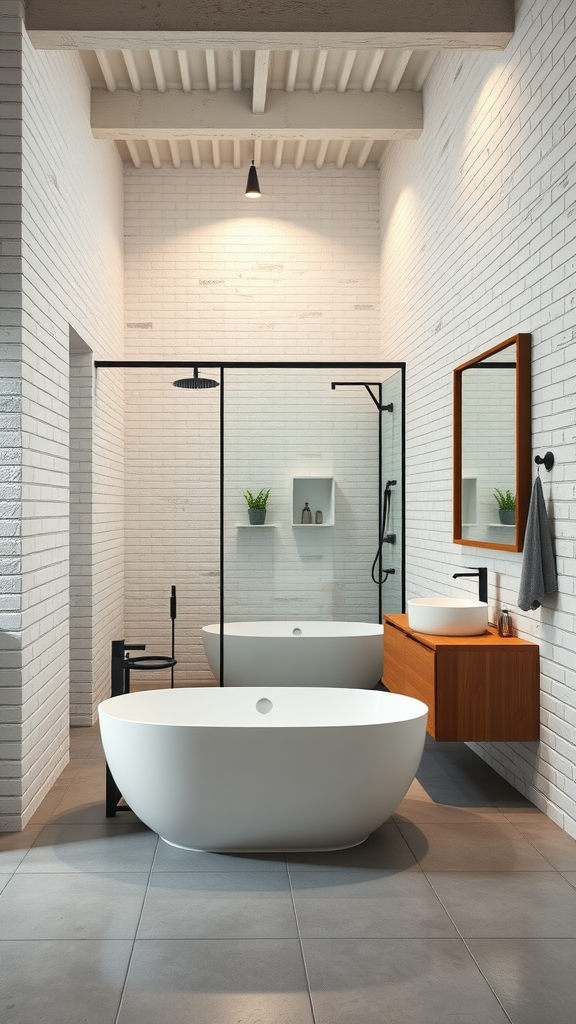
[494,488,516,526]
[244,488,270,525]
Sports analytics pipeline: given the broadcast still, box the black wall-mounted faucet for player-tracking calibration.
[452,567,488,604]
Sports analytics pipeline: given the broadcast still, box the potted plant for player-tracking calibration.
[494,488,516,525]
[244,487,271,525]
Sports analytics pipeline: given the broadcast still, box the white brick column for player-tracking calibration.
[0,5,125,831]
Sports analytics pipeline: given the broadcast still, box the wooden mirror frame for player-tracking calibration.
[454,333,531,552]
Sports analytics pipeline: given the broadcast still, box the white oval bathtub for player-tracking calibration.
[98,687,427,852]
[202,620,384,688]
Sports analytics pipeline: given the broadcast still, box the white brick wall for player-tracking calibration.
[0,0,24,830]
[380,0,576,835]
[124,166,380,362]
[122,167,402,684]
[0,10,124,831]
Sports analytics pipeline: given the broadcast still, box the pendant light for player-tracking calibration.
[245,159,261,198]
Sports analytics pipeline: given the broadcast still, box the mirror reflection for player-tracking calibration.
[460,344,517,545]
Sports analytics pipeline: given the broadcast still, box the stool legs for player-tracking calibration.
[106,640,129,817]
[106,765,121,817]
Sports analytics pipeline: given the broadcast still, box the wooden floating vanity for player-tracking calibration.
[383,614,540,742]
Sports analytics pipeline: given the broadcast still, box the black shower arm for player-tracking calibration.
[330,381,393,413]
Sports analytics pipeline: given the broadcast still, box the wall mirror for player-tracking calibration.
[454,333,531,552]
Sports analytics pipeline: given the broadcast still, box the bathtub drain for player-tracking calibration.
[256,698,273,715]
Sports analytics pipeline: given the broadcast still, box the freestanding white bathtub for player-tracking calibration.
[98,686,427,852]
[202,620,384,688]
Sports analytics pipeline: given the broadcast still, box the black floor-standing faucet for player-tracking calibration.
[452,567,488,604]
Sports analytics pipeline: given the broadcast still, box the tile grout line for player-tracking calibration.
[112,831,160,1024]
[39,734,104,825]
[419,869,517,1024]
[505,817,576,874]
[285,854,318,1024]
[18,742,104,864]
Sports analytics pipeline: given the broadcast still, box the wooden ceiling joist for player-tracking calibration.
[91,87,423,141]
[25,0,515,51]
[252,50,270,113]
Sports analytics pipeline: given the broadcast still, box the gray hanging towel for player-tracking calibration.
[518,476,558,611]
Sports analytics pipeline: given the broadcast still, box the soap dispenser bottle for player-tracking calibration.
[498,609,513,637]
[301,502,312,524]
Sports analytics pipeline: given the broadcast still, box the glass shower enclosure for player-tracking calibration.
[224,365,403,628]
[96,359,405,688]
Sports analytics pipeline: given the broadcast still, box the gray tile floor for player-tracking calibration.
[1,726,576,1024]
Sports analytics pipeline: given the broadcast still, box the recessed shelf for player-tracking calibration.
[291,477,335,527]
[487,523,516,528]
[292,524,334,528]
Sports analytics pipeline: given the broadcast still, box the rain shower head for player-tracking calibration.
[173,368,219,390]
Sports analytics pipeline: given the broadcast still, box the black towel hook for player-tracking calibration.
[535,452,554,472]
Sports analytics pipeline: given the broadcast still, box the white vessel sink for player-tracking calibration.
[407,598,488,637]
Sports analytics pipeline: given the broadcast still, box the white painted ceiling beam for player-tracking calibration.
[356,140,373,168]
[294,140,307,169]
[362,49,384,92]
[211,139,221,167]
[310,50,328,93]
[190,139,201,167]
[205,49,217,91]
[253,139,262,165]
[232,50,242,91]
[169,139,181,167]
[126,140,141,167]
[92,88,423,140]
[285,50,299,92]
[148,139,161,168]
[387,49,412,92]
[177,49,191,91]
[252,50,270,114]
[233,139,241,168]
[336,50,356,93]
[31,32,515,52]
[336,140,351,168]
[26,0,516,49]
[149,49,166,92]
[273,139,284,169]
[377,143,390,169]
[95,49,116,91]
[122,49,141,91]
[315,139,329,169]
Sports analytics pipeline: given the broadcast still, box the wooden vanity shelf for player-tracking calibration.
[384,614,540,742]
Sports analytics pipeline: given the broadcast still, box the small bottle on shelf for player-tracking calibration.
[301,502,312,524]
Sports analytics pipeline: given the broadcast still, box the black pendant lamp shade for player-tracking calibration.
[245,160,261,198]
